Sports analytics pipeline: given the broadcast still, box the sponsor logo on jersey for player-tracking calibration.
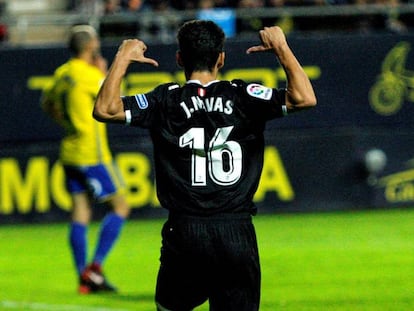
[134,94,148,109]
[247,84,273,100]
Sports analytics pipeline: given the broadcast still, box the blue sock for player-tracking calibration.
[69,222,87,275]
[93,213,125,265]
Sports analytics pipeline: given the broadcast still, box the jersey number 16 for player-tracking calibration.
[179,126,242,187]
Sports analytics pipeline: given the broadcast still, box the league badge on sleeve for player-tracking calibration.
[134,94,149,109]
[247,84,273,100]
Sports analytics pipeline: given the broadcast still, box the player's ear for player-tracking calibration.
[176,50,184,68]
[217,52,225,69]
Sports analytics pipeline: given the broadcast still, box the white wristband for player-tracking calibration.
[125,109,132,125]
[282,105,288,116]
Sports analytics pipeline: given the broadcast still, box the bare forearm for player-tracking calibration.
[274,44,316,112]
[247,26,316,113]
[94,39,158,123]
[93,55,130,123]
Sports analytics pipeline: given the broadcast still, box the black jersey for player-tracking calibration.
[123,79,286,216]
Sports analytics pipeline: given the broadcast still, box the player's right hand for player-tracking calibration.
[117,39,159,67]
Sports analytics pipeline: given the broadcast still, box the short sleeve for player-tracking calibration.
[122,84,169,128]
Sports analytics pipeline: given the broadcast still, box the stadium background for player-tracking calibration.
[1,1,414,224]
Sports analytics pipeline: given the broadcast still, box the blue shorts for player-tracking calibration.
[63,163,124,202]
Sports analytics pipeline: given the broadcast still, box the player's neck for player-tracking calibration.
[76,52,94,66]
[187,70,218,85]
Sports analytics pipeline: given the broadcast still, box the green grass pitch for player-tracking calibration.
[1,207,414,310]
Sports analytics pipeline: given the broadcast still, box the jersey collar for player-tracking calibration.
[186,80,220,87]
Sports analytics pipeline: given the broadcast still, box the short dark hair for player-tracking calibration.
[177,20,225,73]
[68,25,97,56]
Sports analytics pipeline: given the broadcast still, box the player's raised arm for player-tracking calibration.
[246,26,316,113]
[93,39,159,123]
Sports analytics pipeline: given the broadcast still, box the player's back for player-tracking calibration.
[132,79,286,216]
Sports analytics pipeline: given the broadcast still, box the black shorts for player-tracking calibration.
[155,213,261,311]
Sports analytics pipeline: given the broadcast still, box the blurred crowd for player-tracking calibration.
[1,0,411,44]
[65,0,413,14]
[67,0,413,35]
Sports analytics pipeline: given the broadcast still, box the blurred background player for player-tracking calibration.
[40,24,130,294]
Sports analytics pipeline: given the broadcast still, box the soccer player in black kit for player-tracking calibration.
[94,20,316,311]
